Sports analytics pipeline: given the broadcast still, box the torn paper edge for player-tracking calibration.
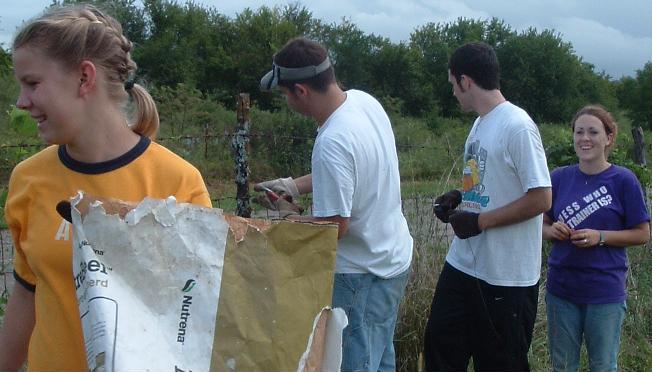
[297,307,348,372]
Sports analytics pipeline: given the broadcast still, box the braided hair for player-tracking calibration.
[14,4,159,138]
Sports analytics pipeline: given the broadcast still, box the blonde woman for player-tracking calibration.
[0,5,211,371]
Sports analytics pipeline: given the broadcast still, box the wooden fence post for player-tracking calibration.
[232,93,252,217]
[632,126,646,166]
[204,122,209,160]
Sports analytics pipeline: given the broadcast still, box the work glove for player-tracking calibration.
[254,177,300,202]
[275,198,303,218]
[433,189,462,223]
[253,192,304,216]
[447,210,482,239]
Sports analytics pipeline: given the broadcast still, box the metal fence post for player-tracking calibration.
[232,93,252,217]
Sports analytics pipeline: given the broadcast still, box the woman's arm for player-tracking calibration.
[0,283,35,371]
[571,222,650,248]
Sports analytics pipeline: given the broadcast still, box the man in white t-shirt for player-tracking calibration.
[423,42,552,371]
[257,37,413,372]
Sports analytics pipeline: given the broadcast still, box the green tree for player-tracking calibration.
[409,18,515,118]
[616,76,637,107]
[0,46,18,139]
[56,0,148,43]
[366,41,422,114]
[313,19,380,92]
[573,62,618,112]
[497,28,583,123]
[230,4,317,108]
[135,1,319,109]
[620,62,652,129]
[408,22,452,118]
[0,46,10,77]
[136,1,216,88]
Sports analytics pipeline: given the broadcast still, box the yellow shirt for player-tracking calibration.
[5,137,211,371]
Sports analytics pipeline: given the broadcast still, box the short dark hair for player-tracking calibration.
[274,37,335,93]
[449,42,500,90]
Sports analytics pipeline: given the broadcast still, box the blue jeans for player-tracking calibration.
[332,269,410,372]
[546,292,626,372]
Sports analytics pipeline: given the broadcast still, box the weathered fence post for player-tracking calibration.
[632,126,646,166]
[232,93,252,217]
[204,122,209,160]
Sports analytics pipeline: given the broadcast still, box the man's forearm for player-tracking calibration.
[288,213,349,238]
[293,174,312,195]
[478,187,552,230]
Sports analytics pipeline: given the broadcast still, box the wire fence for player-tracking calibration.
[0,97,451,301]
[0,138,445,294]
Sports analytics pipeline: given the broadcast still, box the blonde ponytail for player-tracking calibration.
[127,83,159,139]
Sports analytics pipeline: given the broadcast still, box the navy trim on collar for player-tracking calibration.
[14,271,36,292]
[58,136,150,174]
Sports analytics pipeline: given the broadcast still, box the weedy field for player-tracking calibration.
[393,196,652,371]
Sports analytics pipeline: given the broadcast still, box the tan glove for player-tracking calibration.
[254,177,300,201]
[253,193,304,216]
[275,198,304,218]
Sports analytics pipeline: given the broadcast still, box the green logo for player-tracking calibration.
[182,279,196,292]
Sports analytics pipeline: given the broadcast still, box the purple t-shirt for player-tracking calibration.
[546,164,650,304]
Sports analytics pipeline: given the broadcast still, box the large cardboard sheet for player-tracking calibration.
[70,193,342,371]
[211,215,339,371]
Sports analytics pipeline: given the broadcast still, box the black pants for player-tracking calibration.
[423,262,539,372]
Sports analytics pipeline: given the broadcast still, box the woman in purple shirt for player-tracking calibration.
[543,105,650,371]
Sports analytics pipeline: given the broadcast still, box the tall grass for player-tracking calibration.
[395,219,652,371]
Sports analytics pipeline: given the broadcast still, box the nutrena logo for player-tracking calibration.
[182,279,196,292]
[177,279,196,344]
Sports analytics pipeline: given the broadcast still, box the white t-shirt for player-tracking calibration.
[446,101,551,286]
[311,89,413,279]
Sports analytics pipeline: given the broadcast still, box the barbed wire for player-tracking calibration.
[0,133,440,151]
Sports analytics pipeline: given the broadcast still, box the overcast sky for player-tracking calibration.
[1,0,650,79]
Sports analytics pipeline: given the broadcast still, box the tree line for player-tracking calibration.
[1,0,651,128]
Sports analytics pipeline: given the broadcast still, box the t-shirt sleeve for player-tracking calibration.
[546,168,561,220]
[508,123,551,193]
[621,169,650,228]
[311,137,354,218]
[5,168,37,290]
[172,163,212,208]
[188,170,212,208]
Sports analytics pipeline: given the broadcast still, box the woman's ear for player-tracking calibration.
[78,60,97,97]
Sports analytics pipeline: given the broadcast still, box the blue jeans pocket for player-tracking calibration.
[332,271,409,372]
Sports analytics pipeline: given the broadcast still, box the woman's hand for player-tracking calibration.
[570,229,599,248]
[547,220,572,241]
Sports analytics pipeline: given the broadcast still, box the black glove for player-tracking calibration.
[433,189,462,223]
[56,200,72,223]
[447,210,482,239]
